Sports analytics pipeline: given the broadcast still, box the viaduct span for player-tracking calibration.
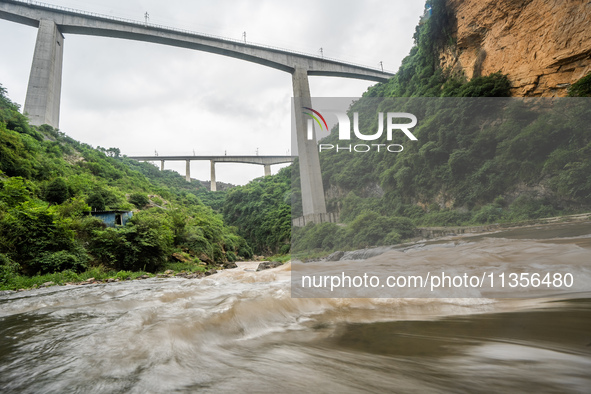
[128,155,295,191]
[0,0,393,223]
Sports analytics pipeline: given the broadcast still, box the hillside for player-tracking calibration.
[0,85,252,289]
[2,0,590,269]
[293,0,591,253]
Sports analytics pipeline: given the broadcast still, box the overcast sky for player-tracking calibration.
[0,0,425,185]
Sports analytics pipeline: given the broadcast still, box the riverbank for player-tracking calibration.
[294,212,591,262]
[4,212,590,293]
[0,258,287,294]
[416,212,591,239]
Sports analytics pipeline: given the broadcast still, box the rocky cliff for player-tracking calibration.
[440,0,591,96]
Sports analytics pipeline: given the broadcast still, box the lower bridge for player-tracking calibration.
[128,155,295,191]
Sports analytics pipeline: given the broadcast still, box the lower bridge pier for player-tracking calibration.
[210,160,216,191]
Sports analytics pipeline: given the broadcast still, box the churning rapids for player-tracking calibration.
[1,221,591,393]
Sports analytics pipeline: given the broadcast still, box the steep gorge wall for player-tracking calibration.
[441,0,591,96]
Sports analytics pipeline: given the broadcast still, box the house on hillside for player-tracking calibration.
[90,210,133,227]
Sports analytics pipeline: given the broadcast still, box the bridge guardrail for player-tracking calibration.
[8,0,394,74]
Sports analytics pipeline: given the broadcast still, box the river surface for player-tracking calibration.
[1,221,591,393]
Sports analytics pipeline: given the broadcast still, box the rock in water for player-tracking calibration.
[256,261,283,271]
[325,251,344,261]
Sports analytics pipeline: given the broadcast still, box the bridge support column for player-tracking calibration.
[160,160,165,171]
[185,160,191,182]
[24,19,64,128]
[210,161,217,191]
[292,67,327,218]
[264,164,271,177]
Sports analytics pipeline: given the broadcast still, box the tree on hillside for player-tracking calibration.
[45,177,70,205]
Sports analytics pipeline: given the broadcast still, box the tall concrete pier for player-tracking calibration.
[24,19,63,127]
[292,67,327,217]
[0,0,393,222]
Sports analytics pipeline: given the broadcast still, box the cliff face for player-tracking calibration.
[440,0,591,96]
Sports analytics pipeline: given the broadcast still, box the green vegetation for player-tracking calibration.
[316,98,590,227]
[568,72,591,97]
[268,254,291,264]
[2,0,589,281]
[368,0,511,99]
[217,0,590,257]
[292,212,415,254]
[292,0,591,253]
[222,167,291,255]
[0,266,148,291]
[0,84,251,290]
[128,192,149,208]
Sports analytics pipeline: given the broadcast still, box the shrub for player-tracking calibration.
[128,192,149,208]
[86,191,106,210]
[0,254,20,286]
[45,177,70,205]
[506,196,558,220]
[0,177,32,207]
[472,205,502,224]
[455,72,511,97]
[0,201,84,275]
[568,72,591,97]
[89,210,173,272]
[347,212,414,248]
[36,250,88,274]
[115,270,134,280]
[86,187,121,210]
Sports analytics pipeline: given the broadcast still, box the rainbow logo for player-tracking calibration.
[302,107,328,132]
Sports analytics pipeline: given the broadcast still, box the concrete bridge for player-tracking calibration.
[128,155,295,191]
[0,0,394,222]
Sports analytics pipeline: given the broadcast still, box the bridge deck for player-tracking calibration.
[128,155,296,165]
[0,0,393,81]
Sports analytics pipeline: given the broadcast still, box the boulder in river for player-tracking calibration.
[325,251,345,261]
[256,261,283,271]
